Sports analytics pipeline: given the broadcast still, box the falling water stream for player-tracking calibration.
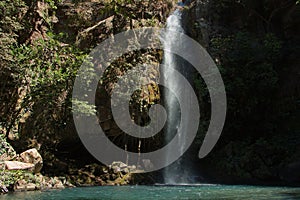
[162,9,190,184]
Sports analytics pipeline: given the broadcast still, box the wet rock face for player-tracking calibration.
[67,162,134,186]
[182,0,211,47]
[183,0,300,49]
[181,0,300,185]
[95,50,164,153]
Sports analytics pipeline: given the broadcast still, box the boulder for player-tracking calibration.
[0,181,8,194]
[109,161,138,174]
[4,161,34,171]
[44,177,65,189]
[25,183,37,191]
[19,148,43,173]
[53,181,65,189]
[14,180,36,192]
[128,165,137,172]
[142,159,154,171]
[109,161,129,173]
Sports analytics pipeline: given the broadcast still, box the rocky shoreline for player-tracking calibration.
[0,0,175,195]
[0,135,137,195]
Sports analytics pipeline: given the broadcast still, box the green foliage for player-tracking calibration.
[0,133,16,159]
[103,0,135,18]
[0,169,41,187]
[10,32,94,128]
[44,0,62,9]
[0,0,26,63]
[72,99,96,116]
[0,0,27,135]
[0,1,94,137]
[198,32,282,135]
[0,170,23,186]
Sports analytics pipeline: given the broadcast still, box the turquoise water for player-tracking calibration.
[1,185,300,200]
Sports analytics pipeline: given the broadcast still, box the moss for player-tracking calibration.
[0,134,16,161]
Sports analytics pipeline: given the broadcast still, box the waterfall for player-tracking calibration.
[162,9,191,184]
